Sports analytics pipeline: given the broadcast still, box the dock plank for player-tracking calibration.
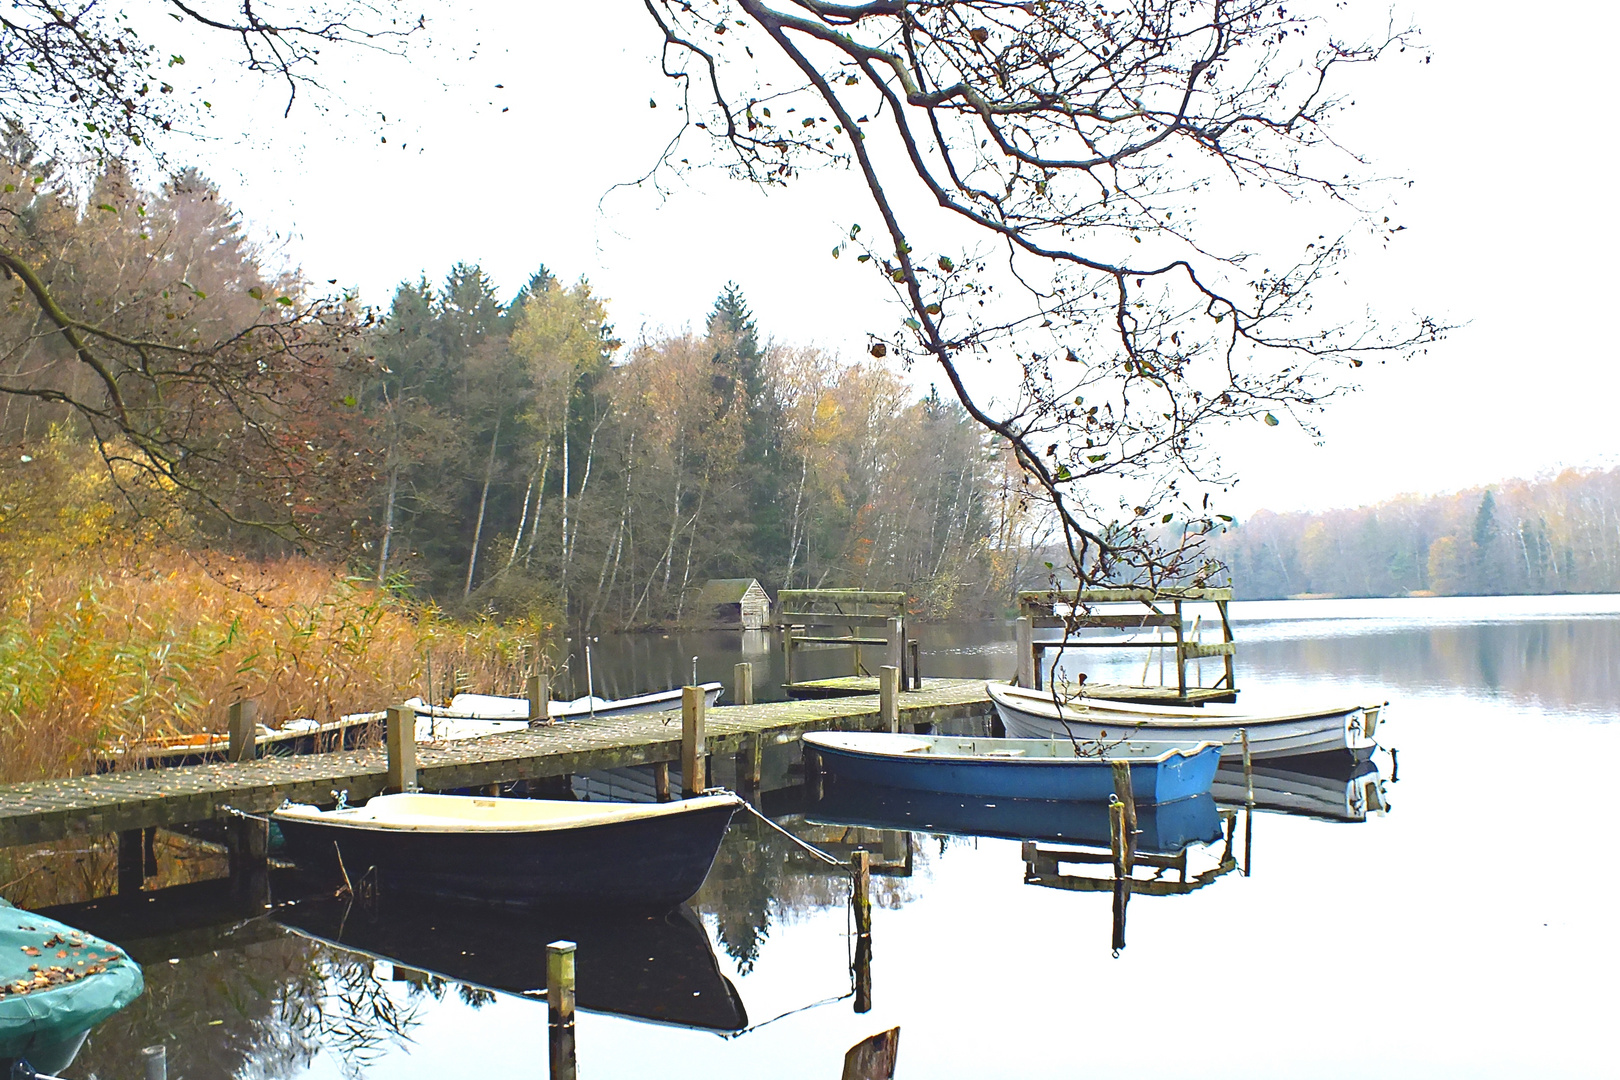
[0,679,993,848]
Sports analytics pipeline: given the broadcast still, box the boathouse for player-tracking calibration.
[690,578,773,629]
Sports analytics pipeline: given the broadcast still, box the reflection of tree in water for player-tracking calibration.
[70,927,440,1080]
[693,810,928,973]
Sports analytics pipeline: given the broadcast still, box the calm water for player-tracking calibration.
[37,597,1620,1077]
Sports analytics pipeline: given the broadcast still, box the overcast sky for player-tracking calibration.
[168,0,1618,518]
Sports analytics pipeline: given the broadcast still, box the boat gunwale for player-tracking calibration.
[989,682,1372,727]
[272,792,742,835]
[801,730,1221,766]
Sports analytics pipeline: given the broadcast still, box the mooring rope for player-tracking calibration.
[719,790,849,872]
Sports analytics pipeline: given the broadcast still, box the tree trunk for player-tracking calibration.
[463,416,501,599]
[376,463,400,583]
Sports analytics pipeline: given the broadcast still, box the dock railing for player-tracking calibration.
[1015,587,1236,701]
[777,589,919,695]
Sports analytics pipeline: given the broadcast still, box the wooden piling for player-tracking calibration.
[853,930,873,1015]
[528,673,550,724]
[879,665,900,733]
[227,699,258,763]
[680,685,707,797]
[1110,760,1137,835]
[385,704,417,793]
[653,761,671,803]
[908,639,921,689]
[1243,805,1254,878]
[1108,799,1129,878]
[733,661,755,706]
[885,617,904,677]
[783,624,795,686]
[852,850,872,938]
[738,734,763,793]
[141,1044,167,1080]
[1111,877,1129,954]
[547,939,577,1080]
[116,828,146,895]
[841,1027,900,1080]
[1239,727,1254,807]
[1015,616,1035,688]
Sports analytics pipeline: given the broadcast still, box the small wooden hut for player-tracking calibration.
[690,578,773,629]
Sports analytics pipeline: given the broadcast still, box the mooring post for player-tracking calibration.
[547,940,578,1080]
[783,624,796,687]
[852,849,872,938]
[653,761,671,802]
[1243,806,1254,878]
[528,672,550,724]
[737,734,763,795]
[141,1044,167,1080]
[734,661,755,706]
[1110,760,1138,838]
[879,665,900,733]
[1108,799,1129,878]
[681,685,707,797]
[385,703,417,793]
[841,1027,900,1080]
[227,699,259,763]
[1015,616,1035,688]
[1239,728,1254,807]
[116,829,146,895]
[853,931,873,1015]
[1111,877,1129,954]
[885,617,904,676]
[908,639,921,690]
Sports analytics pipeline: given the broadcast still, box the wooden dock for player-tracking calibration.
[0,680,994,849]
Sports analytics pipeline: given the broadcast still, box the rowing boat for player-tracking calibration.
[988,682,1384,761]
[273,792,741,910]
[801,730,1221,803]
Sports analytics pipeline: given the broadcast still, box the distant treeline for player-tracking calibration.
[1211,468,1620,598]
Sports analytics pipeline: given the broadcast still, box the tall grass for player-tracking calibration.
[0,550,554,784]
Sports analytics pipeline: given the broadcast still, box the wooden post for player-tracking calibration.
[1218,599,1236,692]
[547,940,577,1080]
[1240,728,1254,807]
[783,624,796,687]
[1015,616,1035,688]
[681,685,707,797]
[227,699,258,763]
[1108,799,1129,878]
[1243,805,1254,878]
[141,1044,168,1080]
[653,761,671,802]
[885,617,904,676]
[908,639,921,690]
[733,661,755,706]
[737,734,763,794]
[853,931,873,1015]
[841,1027,900,1080]
[527,672,550,724]
[1111,760,1138,837]
[1173,598,1187,698]
[117,828,146,895]
[852,850,872,938]
[1111,877,1129,955]
[386,704,417,793]
[879,665,900,733]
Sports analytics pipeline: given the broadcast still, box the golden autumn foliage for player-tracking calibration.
[0,442,553,783]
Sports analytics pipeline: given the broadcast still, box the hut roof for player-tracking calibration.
[694,578,765,606]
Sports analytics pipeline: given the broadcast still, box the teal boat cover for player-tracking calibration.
[0,897,143,1060]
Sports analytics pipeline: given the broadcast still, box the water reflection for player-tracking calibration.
[1212,756,1389,822]
[274,895,749,1033]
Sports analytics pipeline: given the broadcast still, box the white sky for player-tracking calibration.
[161,0,1618,518]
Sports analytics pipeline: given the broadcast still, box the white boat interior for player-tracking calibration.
[991,683,1373,725]
[274,792,740,833]
[803,730,1219,763]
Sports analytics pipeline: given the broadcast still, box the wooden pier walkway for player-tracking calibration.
[0,679,993,849]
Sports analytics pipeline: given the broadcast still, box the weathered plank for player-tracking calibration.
[0,680,993,849]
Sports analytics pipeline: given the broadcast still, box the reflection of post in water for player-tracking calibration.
[852,850,873,1014]
[1240,727,1254,877]
[1111,877,1129,955]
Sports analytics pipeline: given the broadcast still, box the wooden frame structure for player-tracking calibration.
[1015,587,1237,703]
[778,589,920,698]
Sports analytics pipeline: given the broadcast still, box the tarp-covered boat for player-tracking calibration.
[802,730,1221,803]
[988,682,1383,761]
[0,899,143,1075]
[273,792,741,910]
[408,682,725,725]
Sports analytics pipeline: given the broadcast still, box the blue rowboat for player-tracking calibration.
[801,731,1221,803]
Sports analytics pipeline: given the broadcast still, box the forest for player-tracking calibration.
[1210,468,1620,599]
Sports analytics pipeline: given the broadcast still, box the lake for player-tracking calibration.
[30,595,1620,1078]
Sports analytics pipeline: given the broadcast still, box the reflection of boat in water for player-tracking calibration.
[806,783,1224,855]
[988,682,1383,762]
[802,730,1222,802]
[1213,755,1388,822]
[274,897,748,1032]
[273,793,741,910]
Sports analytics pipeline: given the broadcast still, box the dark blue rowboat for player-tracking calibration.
[801,731,1221,803]
[806,784,1224,854]
[273,792,740,911]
